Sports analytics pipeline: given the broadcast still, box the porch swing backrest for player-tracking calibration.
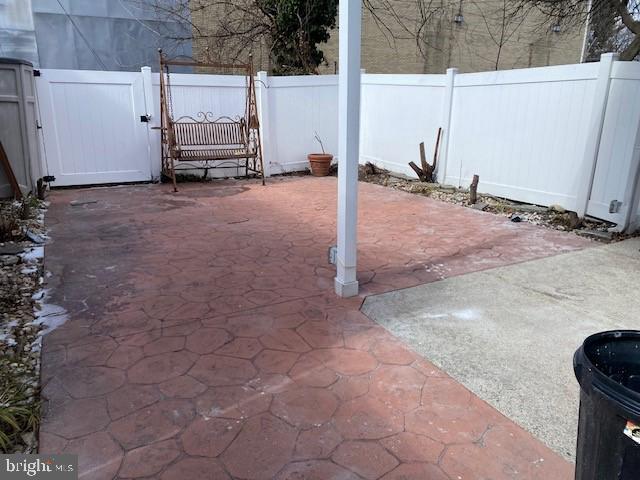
[170,117,256,161]
[173,119,246,147]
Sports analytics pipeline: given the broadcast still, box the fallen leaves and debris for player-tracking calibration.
[0,196,49,453]
[357,164,627,242]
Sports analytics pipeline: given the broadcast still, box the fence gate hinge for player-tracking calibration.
[609,200,622,213]
[33,69,41,77]
[140,114,151,123]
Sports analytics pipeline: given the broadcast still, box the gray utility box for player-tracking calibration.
[0,57,42,198]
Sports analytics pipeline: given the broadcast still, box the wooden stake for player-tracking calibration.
[469,174,479,204]
[419,142,428,174]
[432,127,442,172]
[37,178,46,200]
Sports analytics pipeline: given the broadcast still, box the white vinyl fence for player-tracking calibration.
[35,54,640,231]
[360,57,640,230]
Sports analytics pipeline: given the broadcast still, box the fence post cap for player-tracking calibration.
[600,52,619,60]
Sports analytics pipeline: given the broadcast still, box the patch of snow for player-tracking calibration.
[422,308,482,322]
[34,303,68,333]
[25,230,46,244]
[32,290,68,334]
[19,246,44,263]
[424,313,448,319]
[30,336,42,351]
[32,289,46,301]
[452,308,480,321]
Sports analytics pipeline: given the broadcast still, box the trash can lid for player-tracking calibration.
[575,330,640,418]
[0,57,34,67]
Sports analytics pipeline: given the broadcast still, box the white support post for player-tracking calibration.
[576,52,617,217]
[335,0,362,298]
[257,71,272,177]
[141,66,160,180]
[437,67,457,184]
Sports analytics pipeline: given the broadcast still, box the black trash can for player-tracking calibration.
[574,330,640,480]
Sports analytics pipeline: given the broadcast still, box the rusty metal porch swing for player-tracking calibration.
[158,50,265,192]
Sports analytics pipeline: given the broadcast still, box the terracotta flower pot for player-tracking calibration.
[307,153,333,177]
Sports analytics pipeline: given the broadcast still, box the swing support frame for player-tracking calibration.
[158,50,265,191]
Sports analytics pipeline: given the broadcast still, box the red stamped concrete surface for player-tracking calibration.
[39,177,590,479]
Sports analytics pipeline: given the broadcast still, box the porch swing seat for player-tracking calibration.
[176,147,255,162]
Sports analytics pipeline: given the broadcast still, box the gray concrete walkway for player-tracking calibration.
[363,238,640,460]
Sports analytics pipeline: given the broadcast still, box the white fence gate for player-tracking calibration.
[36,70,152,186]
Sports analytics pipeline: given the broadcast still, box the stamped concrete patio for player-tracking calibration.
[39,176,590,479]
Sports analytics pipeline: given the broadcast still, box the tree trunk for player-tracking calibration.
[620,34,640,61]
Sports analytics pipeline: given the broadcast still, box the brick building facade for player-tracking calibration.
[191,0,586,74]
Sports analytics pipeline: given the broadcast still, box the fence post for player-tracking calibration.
[625,169,640,233]
[612,117,640,232]
[576,52,618,217]
[437,67,457,185]
[141,66,160,180]
[359,69,366,165]
[257,71,272,177]
[141,66,154,120]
